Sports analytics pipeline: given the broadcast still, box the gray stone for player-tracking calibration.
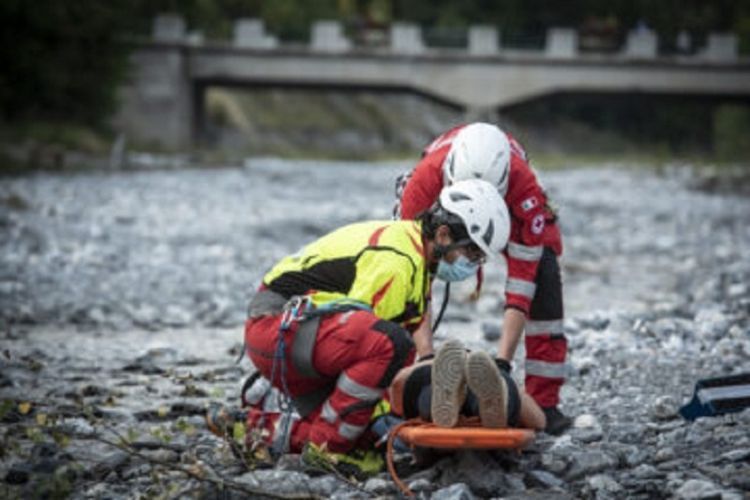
[408,478,432,492]
[141,449,179,464]
[440,451,520,497]
[363,477,393,494]
[718,448,750,462]
[652,395,679,420]
[432,483,476,500]
[565,450,618,480]
[541,452,569,475]
[587,474,622,494]
[673,478,722,499]
[121,463,151,480]
[309,475,347,497]
[570,427,603,443]
[525,469,565,489]
[629,464,661,480]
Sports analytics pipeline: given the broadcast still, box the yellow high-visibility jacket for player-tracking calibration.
[263,220,430,330]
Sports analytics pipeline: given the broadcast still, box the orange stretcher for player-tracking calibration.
[395,422,535,449]
[386,419,536,496]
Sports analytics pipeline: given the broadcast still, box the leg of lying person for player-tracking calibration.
[390,349,544,430]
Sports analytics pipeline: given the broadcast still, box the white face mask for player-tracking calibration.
[435,254,478,282]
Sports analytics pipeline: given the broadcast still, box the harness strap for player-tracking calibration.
[290,315,322,378]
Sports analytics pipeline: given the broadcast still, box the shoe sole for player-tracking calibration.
[431,339,467,428]
[465,351,507,428]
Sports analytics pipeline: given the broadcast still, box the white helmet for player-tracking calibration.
[439,179,510,257]
[443,123,511,195]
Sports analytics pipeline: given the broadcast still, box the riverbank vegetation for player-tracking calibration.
[1,1,749,169]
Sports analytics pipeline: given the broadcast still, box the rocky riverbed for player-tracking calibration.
[1,160,749,499]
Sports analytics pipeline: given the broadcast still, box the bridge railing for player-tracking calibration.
[151,14,742,63]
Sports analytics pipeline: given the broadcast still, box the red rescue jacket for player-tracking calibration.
[399,124,562,315]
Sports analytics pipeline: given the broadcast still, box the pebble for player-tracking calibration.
[431,483,476,500]
[525,469,565,489]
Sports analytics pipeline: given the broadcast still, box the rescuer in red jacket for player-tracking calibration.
[394,122,571,435]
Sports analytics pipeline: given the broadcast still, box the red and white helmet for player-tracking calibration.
[442,123,511,196]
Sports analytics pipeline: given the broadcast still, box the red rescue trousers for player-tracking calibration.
[524,247,567,408]
[244,310,415,453]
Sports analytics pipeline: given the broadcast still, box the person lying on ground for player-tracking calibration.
[367,338,545,460]
[385,338,546,432]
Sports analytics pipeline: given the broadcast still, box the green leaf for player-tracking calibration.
[232,421,246,443]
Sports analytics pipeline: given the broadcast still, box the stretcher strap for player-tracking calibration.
[386,418,424,497]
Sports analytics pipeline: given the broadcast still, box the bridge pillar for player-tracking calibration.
[311,21,351,52]
[701,33,738,62]
[469,26,499,56]
[391,23,424,54]
[546,28,578,59]
[234,19,278,49]
[624,29,657,59]
[113,36,193,149]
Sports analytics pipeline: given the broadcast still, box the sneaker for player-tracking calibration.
[301,442,384,480]
[465,351,508,428]
[205,403,246,438]
[431,339,468,427]
[542,406,572,435]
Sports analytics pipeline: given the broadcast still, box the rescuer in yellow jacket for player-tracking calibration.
[241,179,510,466]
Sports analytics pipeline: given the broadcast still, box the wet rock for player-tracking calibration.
[120,463,151,480]
[244,470,315,495]
[586,474,622,495]
[440,451,518,497]
[525,469,565,489]
[141,449,179,464]
[5,463,32,484]
[540,452,569,475]
[408,478,432,493]
[92,450,131,479]
[570,414,603,443]
[693,305,731,339]
[673,478,722,499]
[432,482,476,500]
[564,450,618,480]
[630,463,663,480]
[363,477,394,494]
[652,395,680,420]
[718,448,750,462]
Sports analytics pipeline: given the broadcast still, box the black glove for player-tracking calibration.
[494,358,512,373]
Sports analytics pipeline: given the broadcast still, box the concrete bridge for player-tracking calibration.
[114,15,750,149]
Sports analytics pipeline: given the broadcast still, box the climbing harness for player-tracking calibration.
[246,292,374,457]
[266,295,312,456]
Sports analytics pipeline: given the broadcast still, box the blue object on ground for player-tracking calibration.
[679,372,750,421]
